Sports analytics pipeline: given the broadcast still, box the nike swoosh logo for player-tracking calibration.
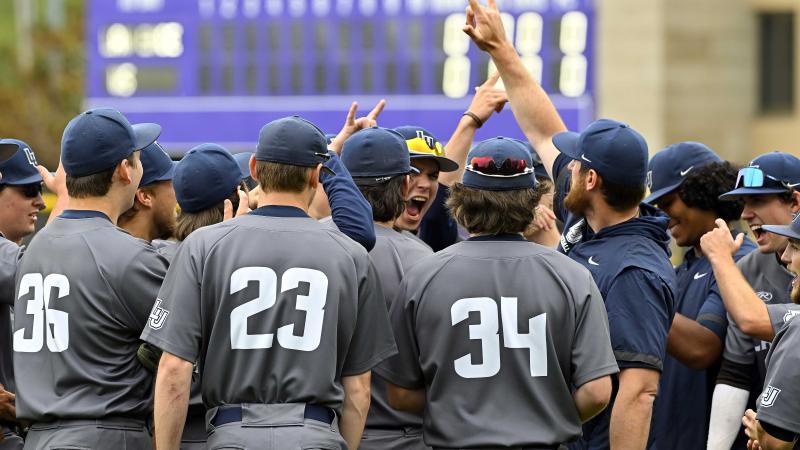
[680,166,693,177]
[588,256,600,266]
[581,154,592,163]
[694,272,708,280]
[787,182,800,188]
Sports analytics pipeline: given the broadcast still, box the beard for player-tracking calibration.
[564,174,591,215]
[153,209,177,241]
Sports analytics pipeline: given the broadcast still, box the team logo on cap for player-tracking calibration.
[760,385,781,408]
[646,171,653,191]
[23,147,36,166]
[148,298,170,330]
[416,130,436,150]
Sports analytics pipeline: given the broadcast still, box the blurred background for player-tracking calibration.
[0,0,796,171]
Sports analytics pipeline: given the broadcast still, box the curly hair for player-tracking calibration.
[678,161,743,221]
[447,182,545,235]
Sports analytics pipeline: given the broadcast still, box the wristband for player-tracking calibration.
[463,111,484,128]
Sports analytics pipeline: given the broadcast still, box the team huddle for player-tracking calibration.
[1,2,800,450]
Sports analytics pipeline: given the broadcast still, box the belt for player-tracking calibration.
[211,404,335,427]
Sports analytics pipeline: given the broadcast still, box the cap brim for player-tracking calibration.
[3,173,44,185]
[0,143,18,163]
[131,123,162,151]
[552,132,581,160]
[762,224,800,240]
[410,154,459,172]
[643,183,681,205]
[719,187,790,201]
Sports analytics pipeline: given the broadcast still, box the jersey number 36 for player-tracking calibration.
[13,273,70,353]
[230,266,327,352]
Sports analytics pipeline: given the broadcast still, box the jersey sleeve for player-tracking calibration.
[341,258,397,376]
[116,246,168,330]
[571,275,620,387]
[552,153,573,223]
[320,151,376,252]
[696,285,728,340]
[757,323,800,435]
[0,239,21,306]
[716,357,755,391]
[604,268,673,371]
[140,239,203,363]
[373,278,425,390]
[418,184,459,252]
[722,319,756,366]
[766,303,800,334]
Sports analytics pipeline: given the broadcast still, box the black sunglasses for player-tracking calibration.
[13,183,43,198]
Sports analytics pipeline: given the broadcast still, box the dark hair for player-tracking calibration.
[174,185,242,241]
[356,176,406,222]
[679,162,743,222]
[447,183,544,235]
[66,153,138,199]
[580,165,645,212]
[255,161,314,194]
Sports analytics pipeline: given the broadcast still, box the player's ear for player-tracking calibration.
[309,164,322,190]
[249,154,258,181]
[117,158,133,185]
[585,169,600,191]
[401,174,411,198]
[790,190,800,214]
[135,188,153,208]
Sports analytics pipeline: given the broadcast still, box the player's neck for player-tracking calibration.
[66,197,123,224]
[118,212,157,242]
[375,219,394,228]
[584,201,639,233]
[257,192,311,213]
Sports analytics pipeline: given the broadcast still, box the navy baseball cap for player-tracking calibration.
[0,139,43,185]
[256,116,332,174]
[762,213,800,241]
[174,143,241,213]
[644,142,721,204]
[61,108,161,177]
[462,137,537,191]
[342,127,419,185]
[139,142,176,187]
[0,143,18,165]
[511,138,550,180]
[394,126,459,173]
[720,152,800,200]
[233,152,258,188]
[552,119,649,186]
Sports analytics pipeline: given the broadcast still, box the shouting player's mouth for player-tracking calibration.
[405,195,429,220]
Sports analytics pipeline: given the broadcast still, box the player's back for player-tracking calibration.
[13,215,167,421]
[158,212,394,412]
[378,236,618,448]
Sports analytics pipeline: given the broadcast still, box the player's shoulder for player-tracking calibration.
[377,226,432,257]
[736,247,769,271]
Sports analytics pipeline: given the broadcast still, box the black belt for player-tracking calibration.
[211,405,335,426]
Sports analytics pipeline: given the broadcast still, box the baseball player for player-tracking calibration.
[463,2,676,448]
[118,141,177,243]
[643,142,755,449]
[740,214,800,449]
[701,152,800,449]
[143,116,397,450]
[377,137,618,448]
[338,127,433,450]
[12,108,167,450]
[0,140,45,450]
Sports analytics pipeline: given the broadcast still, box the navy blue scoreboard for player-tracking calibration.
[87,0,595,151]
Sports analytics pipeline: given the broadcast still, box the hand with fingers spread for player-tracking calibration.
[700,219,744,262]
[463,0,510,53]
[223,188,250,221]
[329,99,387,154]
[465,71,509,126]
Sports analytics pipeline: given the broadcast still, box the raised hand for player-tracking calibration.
[463,0,509,53]
[466,71,509,124]
[329,99,387,154]
[223,188,250,221]
[700,219,744,262]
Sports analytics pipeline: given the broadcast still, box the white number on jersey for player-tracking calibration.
[230,267,328,351]
[13,273,70,353]
[451,296,547,379]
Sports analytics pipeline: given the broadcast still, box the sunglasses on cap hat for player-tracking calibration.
[735,167,800,191]
[465,156,533,178]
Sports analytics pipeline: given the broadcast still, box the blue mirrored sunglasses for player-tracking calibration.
[735,167,797,190]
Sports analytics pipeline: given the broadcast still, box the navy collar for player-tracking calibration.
[249,205,309,218]
[59,209,112,222]
[467,233,527,242]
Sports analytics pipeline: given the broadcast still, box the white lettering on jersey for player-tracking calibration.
[783,309,800,324]
[760,385,781,408]
[451,297,547,379]
[756,291,773,302]
[148,298,170,330]
[229,266,327,351]
[13,273,70,353]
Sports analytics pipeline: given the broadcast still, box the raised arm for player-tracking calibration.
[463,0,566,177]
[439,71,508,187]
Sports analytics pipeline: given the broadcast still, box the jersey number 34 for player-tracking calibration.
[229,266,327,352]
[452,297,547,379]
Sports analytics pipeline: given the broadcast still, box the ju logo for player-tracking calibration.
[760,385,781,408]
[148,298,170,330]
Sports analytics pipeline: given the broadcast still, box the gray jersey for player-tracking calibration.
[157,240,179,263]
[723,251,798,382]
[141,213,397,413]
[367,224,432,430]
[0,238,21,393]
[757,315,800,434]
[376,237,619,448]
[13,215,168,422]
